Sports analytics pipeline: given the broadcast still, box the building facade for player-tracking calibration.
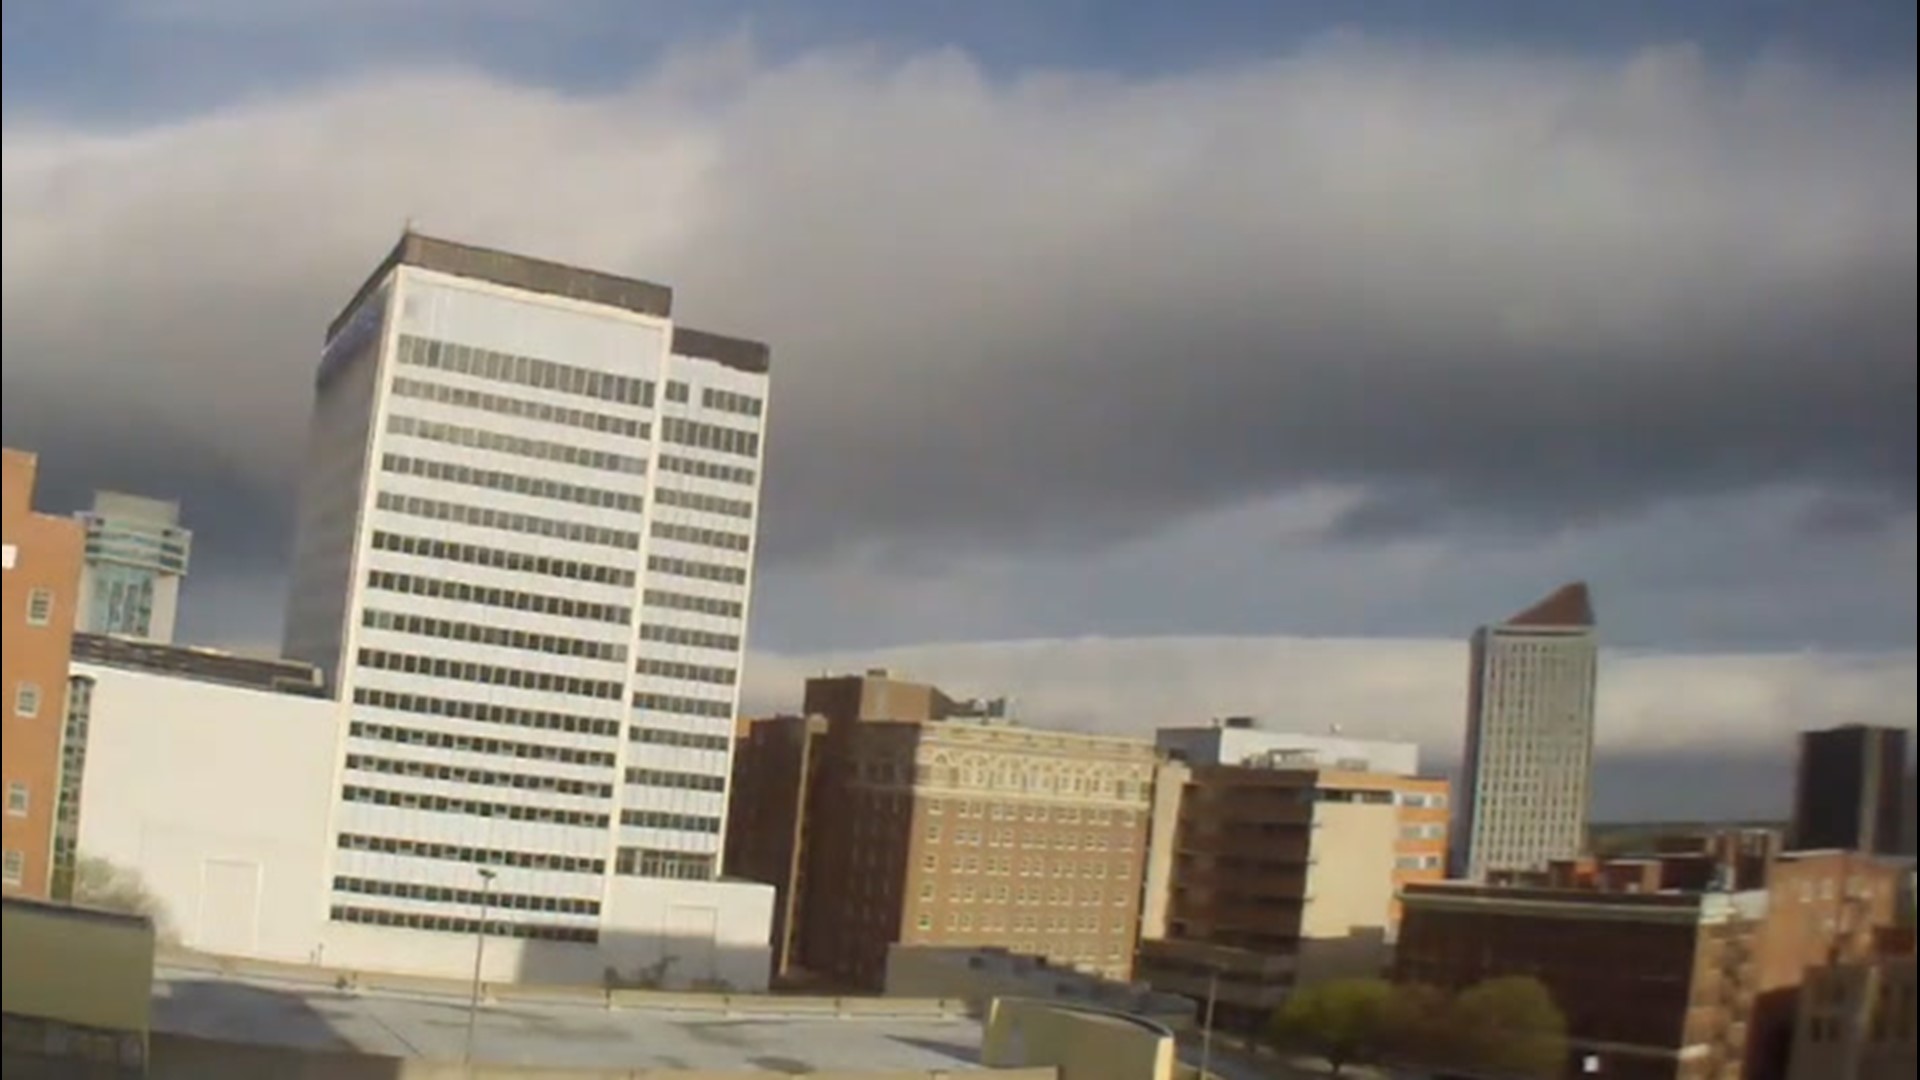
[1454,581,1599,880]
[1789,951,1916,1080]
[1791,725,1911,857]
[1135,761,1449,1033]
[73,490,191,643]
[770,673,1157,990]
[2,448,85,899]
[1155,717,1420,776]
[1398,848,1907,1080]
[723,713,827,980]
[278,233,773,967]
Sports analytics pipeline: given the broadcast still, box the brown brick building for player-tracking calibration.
[722,713,825,980]
[2,448,85,899]
[1396,845,1905,1080]
[1135,761,1450,1033]
[726,671,1158,990]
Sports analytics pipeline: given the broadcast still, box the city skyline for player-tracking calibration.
[3,4,1914,824]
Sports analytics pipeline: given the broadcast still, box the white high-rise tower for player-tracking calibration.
[1452,582,1598,882]
[282,234,771,962]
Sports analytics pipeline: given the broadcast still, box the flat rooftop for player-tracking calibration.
[153,968,987,1073]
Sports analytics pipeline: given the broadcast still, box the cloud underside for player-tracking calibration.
[741,634,1914,819]
[2,38,1912,579]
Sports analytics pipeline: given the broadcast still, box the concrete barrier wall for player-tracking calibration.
[161,948,971,1018]
[149,1033,1057,1080]
[982,999,1177,1080]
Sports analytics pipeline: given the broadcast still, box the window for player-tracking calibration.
[14,682,41,718]
[2,849,22,885]
[5,783,26,815]
[25,588,54,626]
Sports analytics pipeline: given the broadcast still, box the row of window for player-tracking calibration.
[663,380,690,403]
[630,725,730,752]
[615,847,714,880]
[338,832,605,875]
[390,375,648,441]
[928,825,1119,851]
[924,881,1128,909]
[624,767,726,793]
[924,853,1132,880]
[651,520,751,554]
[1395,854,1444,870]
[356,648,626,701]
[643,588,743,620]
[383,453,644,515]
[372,530,636,588]
[334,874,600,916]
[397,333,653,409]
[621,809,722,834]
[632,690,733,719]
[340,785,611,829]
[367,569,631,626]
[659,453,755,488]
[352,686,621,740]
[654,487,754,521]
[929,800,1137,827]
[330,903,598,944]
[350,720,616,770]
[23,587,56,626]
[388,413,648,477]
[363,609,626,664]
[635,657,738,687]
[344,753,614,800]
[1400,823,1446,841]
[660,416,760,460]
[639,621,741,653]
[700,386,764,418]
[375,491,640,551]
[647,554,746,587]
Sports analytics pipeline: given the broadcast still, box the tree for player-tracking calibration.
[72,856,174,941]
[1377,981,1456,1064]
[1265,977,1396,1075]
[1445,975,1568,1079]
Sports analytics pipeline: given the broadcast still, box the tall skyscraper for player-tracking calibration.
[74,490,191,642]
[1452,582,1599,881]
[282,233,770,948]
[1790,724,1910,856]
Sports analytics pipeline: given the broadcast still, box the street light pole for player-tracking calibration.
[462,867,498,1064]
[1198,969,1219,1080]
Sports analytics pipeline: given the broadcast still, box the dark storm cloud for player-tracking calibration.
[2,40,1914,583]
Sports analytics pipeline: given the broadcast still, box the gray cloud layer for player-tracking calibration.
[3,40,1915,667]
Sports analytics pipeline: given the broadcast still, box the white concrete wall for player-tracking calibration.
[1297,800,1397,984]
[313,876,773,989]
[73,663,337,963]
[1155,726,1419,776]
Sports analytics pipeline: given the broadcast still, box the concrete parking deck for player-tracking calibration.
[154,967,989,1074]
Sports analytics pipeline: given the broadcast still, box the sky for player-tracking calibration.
[4,1,1915,820]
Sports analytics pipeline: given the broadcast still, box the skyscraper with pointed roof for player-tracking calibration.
[1452,582,1599,880]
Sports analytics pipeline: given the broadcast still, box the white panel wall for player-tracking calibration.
[72,664,337,964]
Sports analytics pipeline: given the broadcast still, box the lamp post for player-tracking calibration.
[1198,968,1219,1080]
[462,867,498,1064]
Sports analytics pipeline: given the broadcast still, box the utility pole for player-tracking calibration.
[1198,969,1219,1080]
[462,867,498,1064]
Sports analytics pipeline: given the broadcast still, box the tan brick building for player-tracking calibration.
[2,448,85,899]
[728,672,1158,990]
[1135,760,1450,1033]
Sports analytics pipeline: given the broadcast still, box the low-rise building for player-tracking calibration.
[1136,757,1449,1033]
[1397,848,1907,1080]
[67,645,776,989]
[1789,949,1916,1080]
[885,944,1196,1028]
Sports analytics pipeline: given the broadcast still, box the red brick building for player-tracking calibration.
[1397,845,1904,1080]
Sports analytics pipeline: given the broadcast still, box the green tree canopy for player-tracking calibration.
[1265,976,1397,1075]
[1446,975,1568,1079]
